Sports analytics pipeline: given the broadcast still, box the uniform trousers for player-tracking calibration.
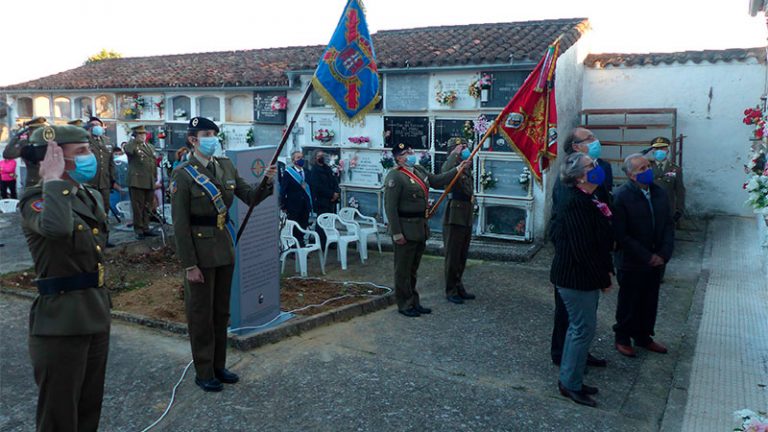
[443,223,472,297]
[184,264,235,380]
[393,239,426,311]
[129,187,154,234]
[29,331,110,432]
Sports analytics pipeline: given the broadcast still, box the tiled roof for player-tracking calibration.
[585,47,766,68]
[2,18,588,91]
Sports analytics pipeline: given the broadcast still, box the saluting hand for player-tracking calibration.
[39,141,65,182]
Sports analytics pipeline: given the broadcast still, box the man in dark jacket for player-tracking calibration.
[549,127,612,367]
[280,150,312,245]
[308,149,340,248]
[612,154,675,357]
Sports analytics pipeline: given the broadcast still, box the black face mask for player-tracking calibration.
[317,156,325,165]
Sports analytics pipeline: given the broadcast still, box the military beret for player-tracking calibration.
[131,125,147,134]
[392,142,410,158]
[449,137,468,149]
[88,116,104,125]
[67,119,84,127]
[650,136,671,148]
[25,117,48,129]
[29,125,90,145]
[188,116,220,134]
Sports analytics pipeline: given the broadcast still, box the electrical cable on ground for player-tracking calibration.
[139,278,392,431]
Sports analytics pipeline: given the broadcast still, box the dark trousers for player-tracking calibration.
[613,268,663,346]
[1,180,17,199]
[393,239,426,311]
[129,187,154,234]
[29,331,110,432]
[287,210,310,247]
[443,223,472,297]
[184,265,235,380]
[550,286,569,362]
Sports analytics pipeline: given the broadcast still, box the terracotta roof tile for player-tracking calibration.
[585,47,766,68]
[2,18,588,91]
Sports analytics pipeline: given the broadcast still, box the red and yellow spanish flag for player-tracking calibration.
[495,42,560,182]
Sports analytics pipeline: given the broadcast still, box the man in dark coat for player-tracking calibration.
[612,154,675,357]
[308,149,340,248]
[280,150,312,245]
[549,127,612,367]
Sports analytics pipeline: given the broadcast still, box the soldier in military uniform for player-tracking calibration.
[18,125,111,431]
[67,119,84,127]
[171,117,277,392]
[384,143,467,317]
[85,117,118,245]
[124,125,158,239]
[647,137,685,224]
[441,138,477,304]
[2,117,48,188]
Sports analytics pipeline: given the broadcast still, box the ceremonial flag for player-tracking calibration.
[312,0,380,124]
[495,42,560,183]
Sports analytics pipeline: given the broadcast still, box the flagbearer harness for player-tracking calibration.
[397,166,430,218]
[182,164,236,245]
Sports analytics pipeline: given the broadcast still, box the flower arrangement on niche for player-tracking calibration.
[174,108,187,120]
[246,129,255,146]
[348,136,371,145]
[155,99,165,118]
[314,129,335,143]
[468,74,492,101]
[435,81,458,106]
[741,102,768,211]
[270,96,288,111]
[380,152,395,170]
[122,94,146,119]
[480,170,497,190]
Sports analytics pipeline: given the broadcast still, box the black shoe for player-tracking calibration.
[458,290,476,300]
[558,382,597,407]
[398,308,421,318]
[446,295,465,304]
[214,368,240,384]
[581,384,599,395]
[552,357,561,366]
[195,377,223,392]
[586,353,608,367]
[135,233,145,240]
[415,305,432,314]
[143,230,159,237]
[106,241,116,248]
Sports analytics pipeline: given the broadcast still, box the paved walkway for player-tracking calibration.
[680,217,768,430]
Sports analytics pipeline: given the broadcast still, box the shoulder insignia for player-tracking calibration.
[387,179,396,188]
[171,181,178,194]
[30,199,44,212]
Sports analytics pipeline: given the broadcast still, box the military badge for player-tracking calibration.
[170,181,178,194]
[387,179,396,188]
[30,199,44,212]
[504,112,525,130]
[191,118,199,127]
[42,126,56,142]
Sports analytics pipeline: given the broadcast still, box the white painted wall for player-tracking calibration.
[583,59,766,216]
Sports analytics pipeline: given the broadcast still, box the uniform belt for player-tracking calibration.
[190,215,219,226]
[398,211,424,218]
[36,271,101,296]
[449,197,472,203]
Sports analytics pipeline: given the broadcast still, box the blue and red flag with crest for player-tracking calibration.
[312,0,380,124]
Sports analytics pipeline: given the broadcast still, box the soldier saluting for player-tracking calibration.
[18,125,111,431]
[384,143,467,317]
[3,117,48,187]
[125,125,158,240]
[171,117,277,392]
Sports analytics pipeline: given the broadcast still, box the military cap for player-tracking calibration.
[67,119,84,127]
[650,136,671,148]
[131,125,147,134]
[392,142,411,158]
[188,116,219,134]
[25,117,48,129]
[29,125,90,145]
[88,116,104,126]
[449,137,468,150]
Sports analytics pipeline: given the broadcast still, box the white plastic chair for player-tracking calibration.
[280,220,324,276]
[0,199,19,213]
[338,207,381,260]
[114,200,134,232]
[316,213,363,270]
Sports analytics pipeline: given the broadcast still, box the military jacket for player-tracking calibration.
[87,135,116,190]
[441,153,474,227]
[171,155,274,269]
[652,160,685,215]
[383,164,457,243]
[19,180,110,336]
[3,134,40,186]
[125,138,157,189]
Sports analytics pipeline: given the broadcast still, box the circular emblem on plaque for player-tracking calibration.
[251,158,266,178]
[42,126,56,142]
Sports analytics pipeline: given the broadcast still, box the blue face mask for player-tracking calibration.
[66,153,97,183]
[460,148,471,160]
[586,163,606,185]
[653,150,668,162]
[295,158,305,168]
[404,154,418,167]
[197,136,220,157]
[635,168,654,185]
[91,125,104,136]
[586,140,601,159]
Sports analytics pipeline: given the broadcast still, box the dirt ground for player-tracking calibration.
[0,246,388,324]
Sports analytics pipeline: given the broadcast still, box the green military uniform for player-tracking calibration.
[441,148,475,299]
[649,137,685,222]
[171,118,274,382]
[87,134,116,218]
[2,117,48,187]
[124,125,157,236]
[19,125,111,432]
[383,143,458,313]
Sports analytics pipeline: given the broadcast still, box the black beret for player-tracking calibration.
[392,142,410,158]
[88,116,104,125]
[188,117,219,134]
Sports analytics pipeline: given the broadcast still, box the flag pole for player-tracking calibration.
[426,110,505,219]
[235,82,314,244]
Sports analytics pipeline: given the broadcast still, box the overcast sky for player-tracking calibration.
[2,0,765,86]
